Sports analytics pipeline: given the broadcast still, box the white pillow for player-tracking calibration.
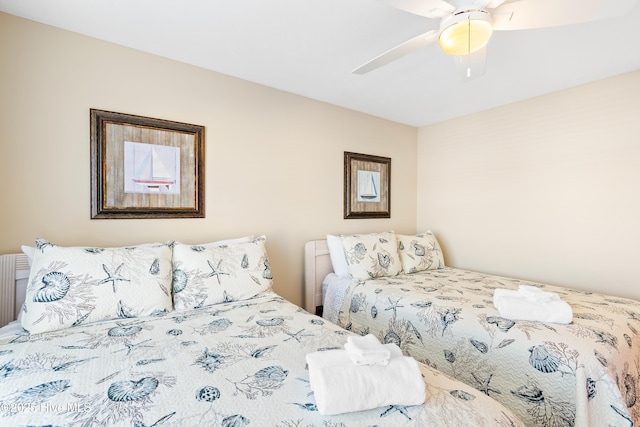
[326,235,351,278]
[397,231,445,273]
[181,235,254,250]
[21,245,35,266]
[17,245,36,322]
[172,236,273,310]
[21,239,174,334]
[340,231,401,280]
[206,235,254,246]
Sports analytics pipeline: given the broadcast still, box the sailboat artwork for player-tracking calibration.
[357,170,381,203]
[124,141,180,194]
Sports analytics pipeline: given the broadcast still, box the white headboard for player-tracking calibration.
[0,253,29,328]
[303,240,333,315]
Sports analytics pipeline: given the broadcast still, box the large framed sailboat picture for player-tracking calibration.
[90,109,205,219]
[344,151,390,219]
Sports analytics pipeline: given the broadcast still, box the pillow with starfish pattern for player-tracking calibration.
[171,235,273,311]
[20,239,173,334]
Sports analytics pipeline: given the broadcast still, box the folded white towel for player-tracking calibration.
[344,334,391,366]
[494,288,573,324]
[518,285,559,302]
[306,343,426,415]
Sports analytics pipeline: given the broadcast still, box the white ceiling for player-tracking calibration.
[1,0,639,127]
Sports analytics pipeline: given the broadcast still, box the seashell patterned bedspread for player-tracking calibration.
[334,267,640,427]
[0,293,524,426]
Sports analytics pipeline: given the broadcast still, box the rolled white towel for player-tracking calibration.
[306,343,426,415]
[344,334,391,366]
[493,288,573,324]
[518,285,559,302]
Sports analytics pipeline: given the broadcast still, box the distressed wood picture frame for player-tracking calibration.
[90,109,205,219]
[344,151,391,219]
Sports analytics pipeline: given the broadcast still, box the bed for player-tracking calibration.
[305,233,640,427]
[0,237,525,427]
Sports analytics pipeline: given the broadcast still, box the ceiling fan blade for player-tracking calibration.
[492,0,639,31]
[453,47,487,81]
[352,30,438,74]
[484,0,508,8]
[380,0,455,19]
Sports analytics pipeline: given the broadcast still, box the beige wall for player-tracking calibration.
[5,10,637,306]
[418,70,640,300]
[0,12,418,307]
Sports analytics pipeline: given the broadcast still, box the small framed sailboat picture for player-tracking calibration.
[344,152,391,219]
[91,109,205,218]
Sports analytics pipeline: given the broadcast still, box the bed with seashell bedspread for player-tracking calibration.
[0,237,526,427]
[325,268,640,427]
[0,294,526,427]
[305,235,640,427]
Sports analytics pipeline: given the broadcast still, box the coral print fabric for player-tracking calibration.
[0,294,526,426]
[336,267,640,427]
[340,231,401,280]
[396,231,445,273]
[171,236,273,310]
[21,239,173,334]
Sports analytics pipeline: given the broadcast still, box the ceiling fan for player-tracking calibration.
[353,0,638,80]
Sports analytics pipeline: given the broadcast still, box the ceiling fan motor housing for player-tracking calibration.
[439,10,493,55]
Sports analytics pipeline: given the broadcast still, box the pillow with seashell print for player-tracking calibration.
[19,235,254,267]
[21,239,174,334]
[16,235,254,323]
[339,231,402,280]
[396,231,445,273]
[171,235,273,311]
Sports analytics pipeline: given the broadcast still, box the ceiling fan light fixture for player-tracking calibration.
[439,10,493,56]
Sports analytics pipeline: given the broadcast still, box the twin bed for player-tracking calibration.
[0,237,524,426]
[304,232,640,427]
